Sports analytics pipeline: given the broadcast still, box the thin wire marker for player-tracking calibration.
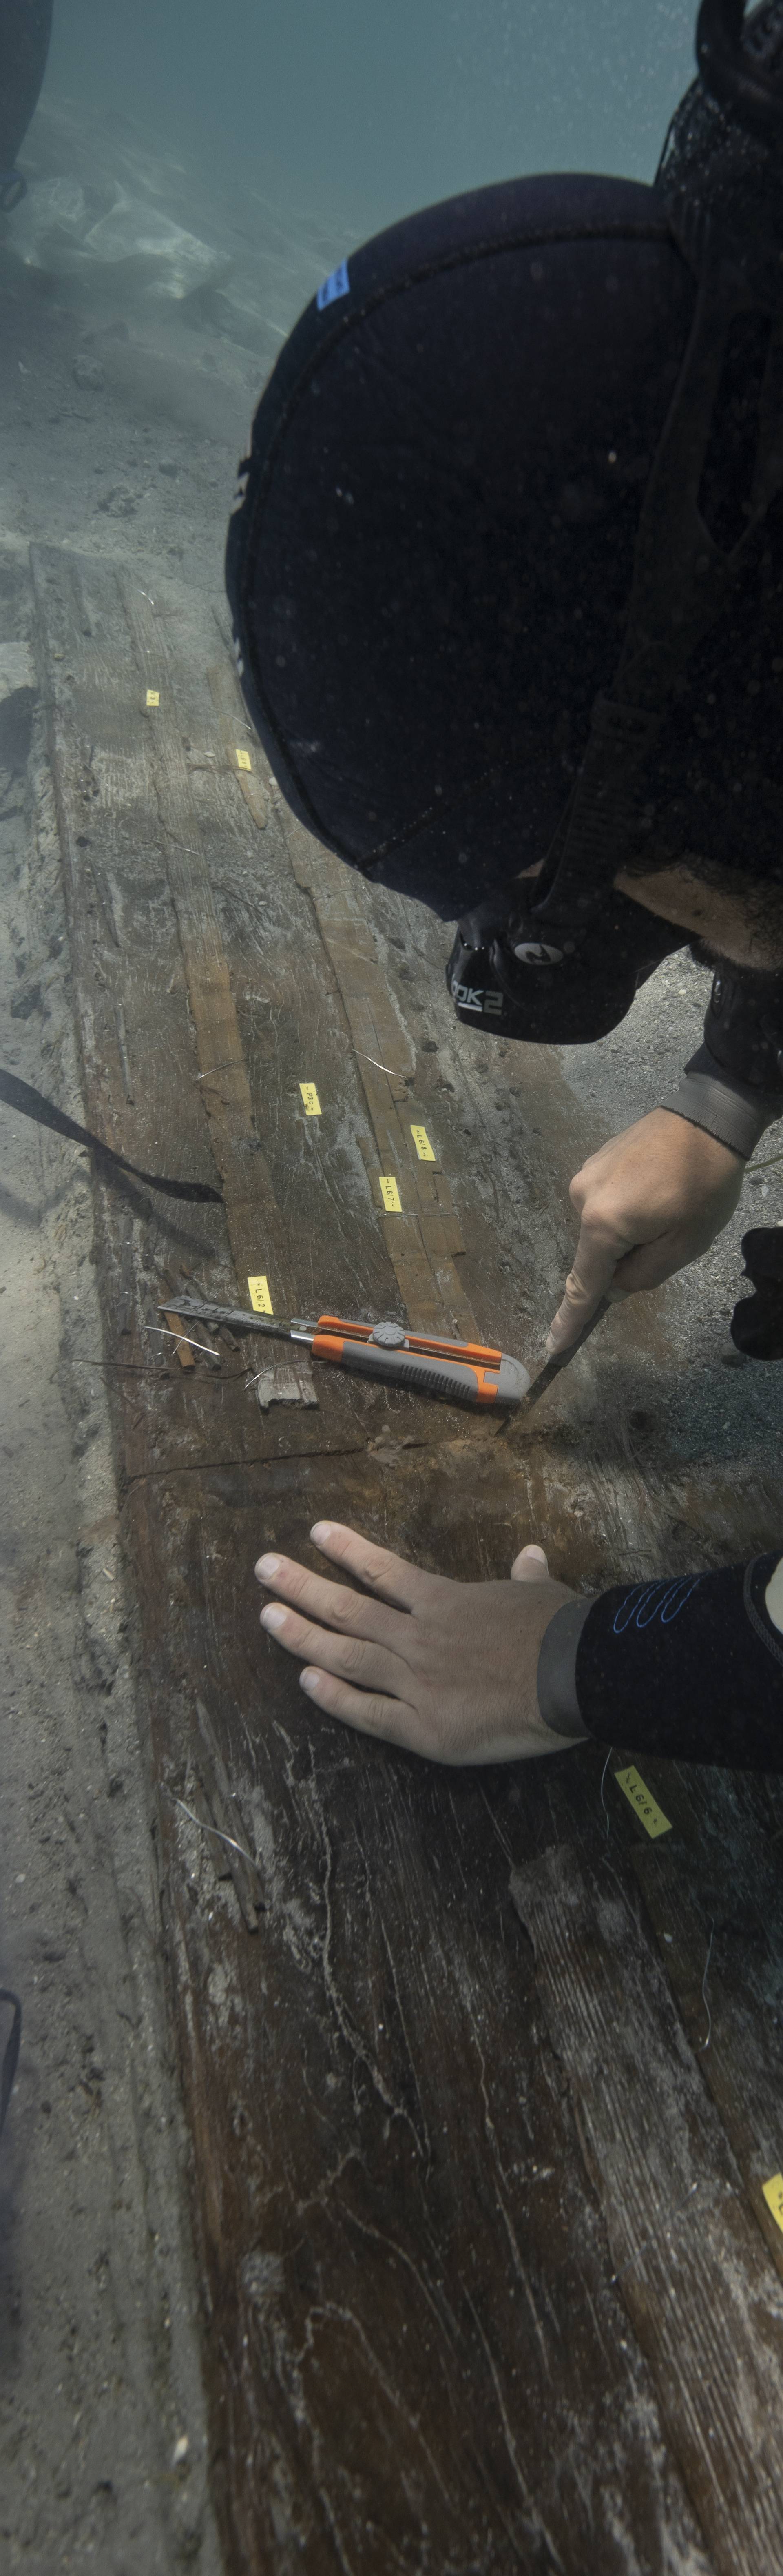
[144,1323,218,1359]
[356,1050,407,1078]
[599,1745,613,1838]
[699,1920,715,2052]
[167,1789,256,1870]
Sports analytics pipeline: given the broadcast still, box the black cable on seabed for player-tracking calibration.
[0,1069,222,1204]
[0,1992,22,2143]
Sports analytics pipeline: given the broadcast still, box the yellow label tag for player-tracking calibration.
[247,1273,272,1313]
[763,2174,783,2235]
[299,1082,321,1116]
[614,1766,672,1839]
[146,689,159,707]
[410,1124,436,1162]
[379,1175,402,1213]
[235,747,252,771]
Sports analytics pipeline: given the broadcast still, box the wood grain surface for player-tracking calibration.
[32,541,783,2576]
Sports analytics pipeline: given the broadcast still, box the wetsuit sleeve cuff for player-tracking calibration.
[573,1555,783,1769]
[657,1046,783,1159]
[536,1597,594,1738]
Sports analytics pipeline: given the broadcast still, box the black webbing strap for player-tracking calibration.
[697,0,783,144]
[0,1069,223,1205]
[0,1991,21,2143]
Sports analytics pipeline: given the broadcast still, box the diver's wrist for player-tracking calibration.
[536,1596,593,1738]
[657,1049,782,1158]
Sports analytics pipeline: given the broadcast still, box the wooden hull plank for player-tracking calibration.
[33,539,783,2575]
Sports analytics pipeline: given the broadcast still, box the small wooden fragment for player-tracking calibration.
[159,1268,197,1370]
[161,1304,196,1371]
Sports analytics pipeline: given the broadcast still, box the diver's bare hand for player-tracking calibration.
[255,1525,581,1764]
[546,1108,744,1355]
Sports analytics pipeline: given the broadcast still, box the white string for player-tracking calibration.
[356,1050,406,1078]
[167,1789,255,1870]
[599,1745,613,1838]
[144,1323,218,1360]
[699,1920,715,2052]
[745,1146,783,1173]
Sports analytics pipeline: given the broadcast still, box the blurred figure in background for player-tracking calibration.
[0,0,52,209]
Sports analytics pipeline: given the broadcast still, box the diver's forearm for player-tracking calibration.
[537,1554,783,1769]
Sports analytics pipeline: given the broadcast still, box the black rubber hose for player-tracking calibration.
[0,1991,21,2143]
[0,1068,223,1204]
[696,0,783,143]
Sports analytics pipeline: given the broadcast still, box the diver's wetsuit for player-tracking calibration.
[0,0,53,182]
[529,919,783,1767]
[226,20,783,1771]
[538,1553,783,1765]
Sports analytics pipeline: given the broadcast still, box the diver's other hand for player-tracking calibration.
[545,1108,744,1356]
[255,1524,582,1764]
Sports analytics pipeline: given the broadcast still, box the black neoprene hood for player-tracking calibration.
[226,172,697,918]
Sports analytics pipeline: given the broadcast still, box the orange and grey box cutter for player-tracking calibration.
[165,1300,531,1409]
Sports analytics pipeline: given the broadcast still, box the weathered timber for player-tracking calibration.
[131,1455,717,2576]
[34,541,783,2576]
[119,574,314,1408]
[206,657,270,835]
[511,1843,783,2576]
[280,801,480,1336]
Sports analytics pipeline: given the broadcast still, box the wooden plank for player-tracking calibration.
[35,541,783,2576]
[271,801,480,1338]
[31,544,495,1481]
[206,657,270,834]
[131,1457,717,2576]
[605,1753,783,2291]
[119,576,315,1409]
[510,1842,783,2576]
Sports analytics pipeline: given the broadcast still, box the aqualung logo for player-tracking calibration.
[512,940,564,966]
[451,979,504,1015]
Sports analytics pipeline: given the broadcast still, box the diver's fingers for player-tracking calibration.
[298,1665,425,1754]
[510,1544,550,1582]
[309,1521,432,1609]
[254,1552,404,1647]
[260,1599,401,1695]
[546,1221,632,1357]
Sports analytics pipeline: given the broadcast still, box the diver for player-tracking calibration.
[0,0,53,211]
[228,0,783,1776]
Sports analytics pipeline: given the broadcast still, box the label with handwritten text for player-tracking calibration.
[410,1124,436,1162]
[614,1766,672,1839]
[763,2173,783,2235]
